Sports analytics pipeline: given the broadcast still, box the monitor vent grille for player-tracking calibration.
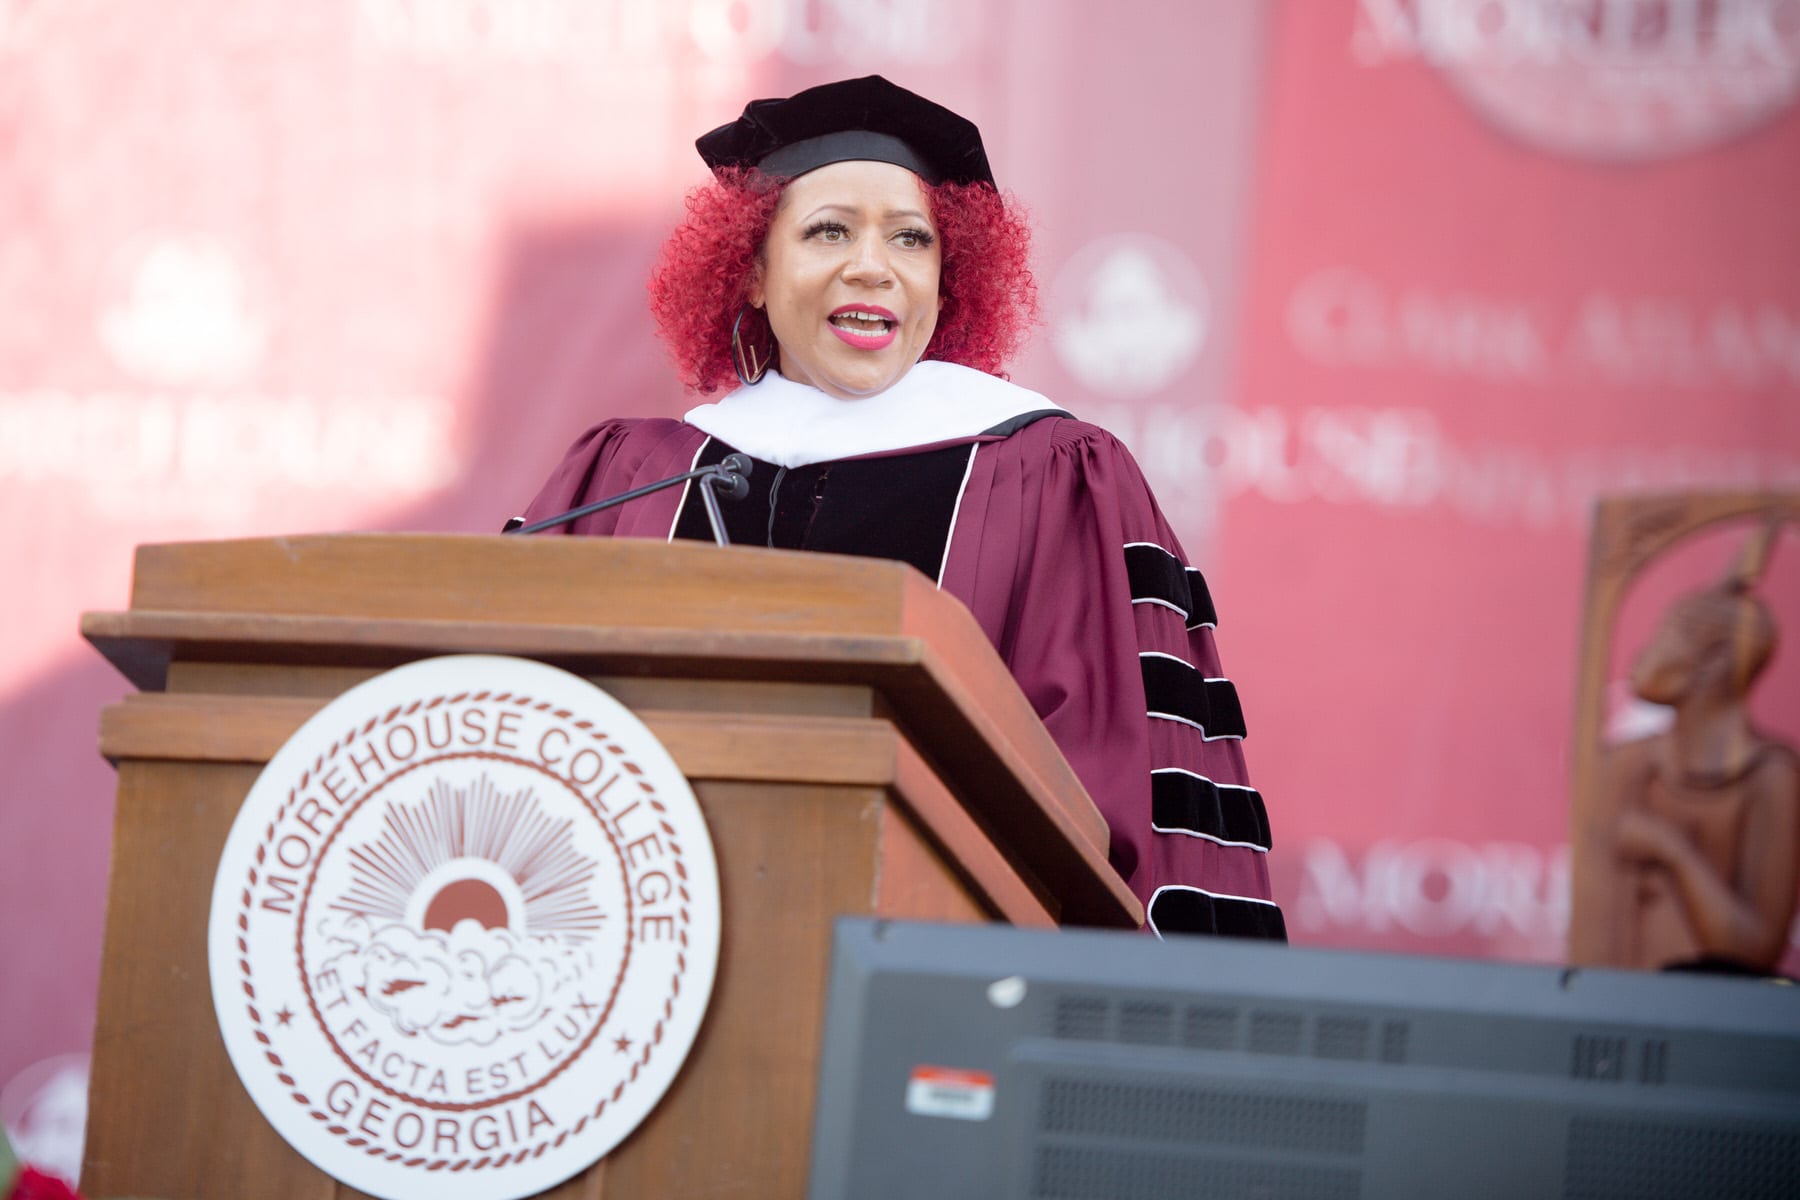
[1046,995,1410,1064]
[1182,1004,1239,1050]
[1037,1077,1368,1155]
[1563,1116,1800,1199]
[1052,995,1108,1041]
[1314,1016,1370,1061]
[1638,1039,1669,1085]
[1571,1034,1629,1081]
[1249,1010,1305,1055]
[1118,1000,1175,1045]
[1379,1018,1410,1063]
[1032,1144,1361,1200]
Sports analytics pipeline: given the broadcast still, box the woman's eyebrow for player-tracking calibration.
[794,203,933,224]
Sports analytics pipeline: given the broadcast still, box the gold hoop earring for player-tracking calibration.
[731,306,771,386]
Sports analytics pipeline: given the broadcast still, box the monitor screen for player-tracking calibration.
[806,919,1800,1200]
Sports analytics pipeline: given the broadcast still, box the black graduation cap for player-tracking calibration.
[696,75,995,189]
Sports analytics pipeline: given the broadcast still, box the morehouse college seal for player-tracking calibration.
[207,656,721,1200]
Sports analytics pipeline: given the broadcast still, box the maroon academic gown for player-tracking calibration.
[522,414,1282,939]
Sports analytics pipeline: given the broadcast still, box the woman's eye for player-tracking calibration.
[805,221,849,242]
[894,229,935,249]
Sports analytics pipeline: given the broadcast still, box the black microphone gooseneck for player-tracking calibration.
[505,453,753,545]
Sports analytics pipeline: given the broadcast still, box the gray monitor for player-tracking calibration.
[806,918,1800,1200]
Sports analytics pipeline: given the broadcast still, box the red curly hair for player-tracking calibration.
[648,167,1039,394]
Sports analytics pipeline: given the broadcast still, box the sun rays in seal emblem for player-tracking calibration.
[307,770,622,1052]
[330,773,605,942]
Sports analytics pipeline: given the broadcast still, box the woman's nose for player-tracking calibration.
[841,236,894,285]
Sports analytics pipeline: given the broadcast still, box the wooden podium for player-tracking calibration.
[81,535,1139,1199]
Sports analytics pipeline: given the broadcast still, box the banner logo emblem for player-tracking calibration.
[1052,233,1210,399]
[1355,0,1800,162]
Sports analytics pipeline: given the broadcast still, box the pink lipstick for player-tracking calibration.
[827,305,898,350]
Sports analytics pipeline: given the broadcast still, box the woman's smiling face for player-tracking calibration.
[750,159,942,400]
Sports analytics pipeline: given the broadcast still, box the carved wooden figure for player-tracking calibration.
[1570,495,1800,974]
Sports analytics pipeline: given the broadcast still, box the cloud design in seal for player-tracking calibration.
[316,915,595,1047]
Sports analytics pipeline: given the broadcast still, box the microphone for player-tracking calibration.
[505,453,753,545]
[711,453,752,501]
[695,453,752,542]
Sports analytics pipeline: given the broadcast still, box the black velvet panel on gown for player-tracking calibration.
[671,437,975,582]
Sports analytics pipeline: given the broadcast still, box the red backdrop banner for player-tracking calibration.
[2,1,1796,1175]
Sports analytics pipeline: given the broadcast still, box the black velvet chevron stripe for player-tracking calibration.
[1124,543,1218,629]
[1149,888,1287,941]
[1185,568,1217,628]
[1151,771,1271,850]
[1140,656,1248,739]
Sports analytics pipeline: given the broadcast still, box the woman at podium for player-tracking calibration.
[521,76,1282,941]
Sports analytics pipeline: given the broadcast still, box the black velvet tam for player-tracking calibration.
[695,75,995,189]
